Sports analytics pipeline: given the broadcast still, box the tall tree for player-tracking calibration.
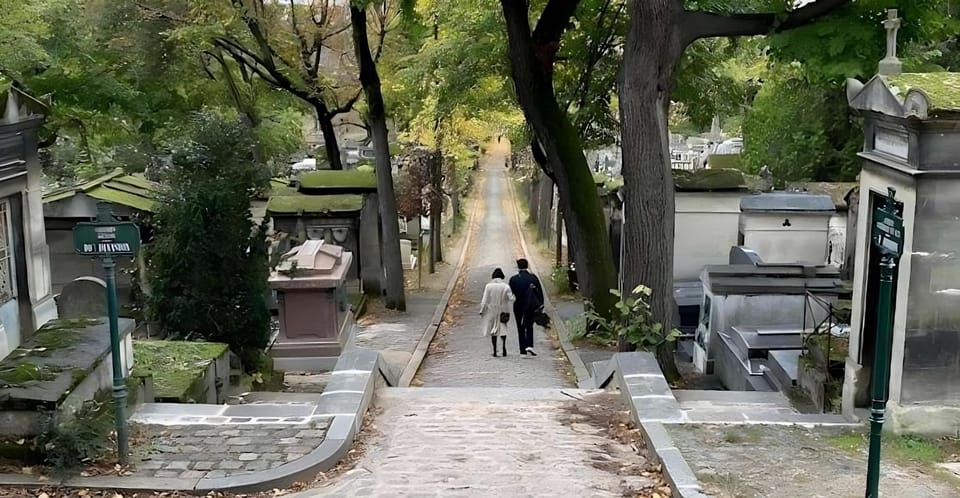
[209,0,373,169]
[500,0,618,319]
[350,0,406,310]
[618,0,853,376]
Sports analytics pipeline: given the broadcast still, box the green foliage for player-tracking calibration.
[585,285,681,351]
[37,398,114,473]
[549,265,574,296]
[741,69,861,182]
[146,110,271,368]
[132,341,229,400]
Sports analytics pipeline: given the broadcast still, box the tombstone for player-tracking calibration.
[56,277,107,319]
[399,239,416,270]
[269,240,354,372]
[842,10,960,435]
[739,192,835,264]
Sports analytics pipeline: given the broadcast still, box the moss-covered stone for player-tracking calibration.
[132,341,229,400]
[299,169,377,190]
[673,168,748,191]
[886,72,960,112]
[266,194,365,215]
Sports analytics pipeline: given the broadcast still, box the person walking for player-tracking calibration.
[480,268,515,357]
[509,258,544,357]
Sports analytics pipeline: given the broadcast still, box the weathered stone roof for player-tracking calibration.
[266,194,365,215]
[740,192,835,213]
[784,182,858,210]
[298,169,377,193]
[886,72,960,112]
[43,169,158,213]
[673,168,748,192]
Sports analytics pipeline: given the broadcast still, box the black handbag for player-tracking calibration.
[499,312,511,324]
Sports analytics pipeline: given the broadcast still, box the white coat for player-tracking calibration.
[480,278,515,337]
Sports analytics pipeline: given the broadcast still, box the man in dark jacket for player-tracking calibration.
[509,258,544,356]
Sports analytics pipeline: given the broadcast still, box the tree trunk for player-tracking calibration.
[350,4,405,310]
[619,0,681,379]
[528,175,540,225]
[501,1,617,318]
[555,203,563,268]
[315,109,344,170]
[430,152,443,265]
[537,173,553,241]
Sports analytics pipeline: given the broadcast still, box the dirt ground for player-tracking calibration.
[667,424,960,498]
[558,391,671,498]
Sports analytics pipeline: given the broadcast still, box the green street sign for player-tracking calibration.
[872,189,904,258]
[73,221,141,257]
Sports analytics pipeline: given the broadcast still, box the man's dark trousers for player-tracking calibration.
[514,306,534,353]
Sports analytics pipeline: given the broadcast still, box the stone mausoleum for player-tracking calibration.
[842,12,960,434]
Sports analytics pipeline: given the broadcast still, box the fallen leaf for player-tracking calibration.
[38,493,50,498]
[20,466,32,474]
[15,439,25,445]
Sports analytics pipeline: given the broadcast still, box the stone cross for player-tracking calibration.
[879,9,903,76]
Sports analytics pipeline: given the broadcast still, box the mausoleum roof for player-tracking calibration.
[266,193,365,215]
[43,169,158,213]
[701,264,844,296]
[784,182,858,210]
[886,72,960,112]
[298,169,377,193]
[740,192,835,213]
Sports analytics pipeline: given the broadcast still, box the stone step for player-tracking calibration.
[674,389,792,409]
[231,392,321,404]
[727,327,804,361]
[376,387,602,403]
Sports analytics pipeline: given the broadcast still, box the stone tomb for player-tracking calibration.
[842,54,960,432]
[739,192,836,264]
[693,262,845,387]
[0,317,134,436]
[269,240,354,372]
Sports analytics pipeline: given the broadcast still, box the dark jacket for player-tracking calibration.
[509,270,544,315]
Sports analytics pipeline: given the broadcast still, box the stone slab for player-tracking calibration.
[323,414,356,441]
[673,389,792,407]
[332,349,379,373]
[222,404,315,418]
[633,400,685,423]
[623,376,674,398]
[640,421,677,452]
[592,359,616,388]
[61,476,199,491]
[615,352,663,376]
[323,370,372,395]
[134,403,227,417]
[657,447,702,492]
[314,391,363,416]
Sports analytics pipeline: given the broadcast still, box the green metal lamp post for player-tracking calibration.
[72,202,141,465]
[865,187,904,498]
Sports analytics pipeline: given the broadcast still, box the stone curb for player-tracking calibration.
[398,187,480,388]
[609,352,707,498]
[504,173,592,388]
[0,350,382,494]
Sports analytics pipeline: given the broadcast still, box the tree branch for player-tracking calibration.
[682,0,852,46]
[532,0,580,46]
[326,88,362,118]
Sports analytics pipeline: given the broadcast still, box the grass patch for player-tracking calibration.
[299,169,377,190]
[0,363,62,386]
[828,431,960,466]
[132,340,229,400]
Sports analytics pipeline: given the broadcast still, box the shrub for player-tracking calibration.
[146,110,271,367]
[585,285,680,351]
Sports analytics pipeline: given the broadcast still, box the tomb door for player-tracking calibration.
[857,190,902,405]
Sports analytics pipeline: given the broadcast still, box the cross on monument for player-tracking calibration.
[878,9,902,76]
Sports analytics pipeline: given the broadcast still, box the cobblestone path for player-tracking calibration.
[301,389,657,497]
[283,145,666,497]
[415,145,570,388]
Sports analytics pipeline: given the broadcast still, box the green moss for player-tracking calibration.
[266,194,365,214]
[673,168,747,191]
[299,169,377,190]
[707,154,743,170]
[132,341,229,400]
[886,72,960,111]
[0,363,62,385]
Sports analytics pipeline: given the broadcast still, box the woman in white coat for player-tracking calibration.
[480,268,515,357]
